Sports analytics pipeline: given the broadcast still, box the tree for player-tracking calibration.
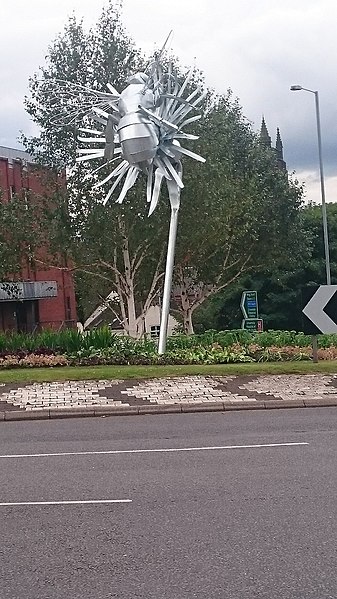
[23,1,141,169]
[170,95,306,333]
[22,2,170,337]
[22,2,306,337]
[0,194,38,280]
[257,201,337,330]
[193,201,337,333]
[68,184,169,337]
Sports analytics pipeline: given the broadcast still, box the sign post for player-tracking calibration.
[241,291,263,332]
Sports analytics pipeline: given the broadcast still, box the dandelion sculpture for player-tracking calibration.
[49,36,205,352]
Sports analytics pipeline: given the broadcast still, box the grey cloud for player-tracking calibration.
[1,0,337,200]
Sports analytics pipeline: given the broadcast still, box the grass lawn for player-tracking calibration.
[1,361,337,384]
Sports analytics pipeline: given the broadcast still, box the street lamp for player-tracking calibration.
[290,85,331,285]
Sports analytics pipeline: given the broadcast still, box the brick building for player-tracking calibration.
[0,146,77,332]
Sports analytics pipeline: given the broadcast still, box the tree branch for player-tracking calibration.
[98,259,128,291]
[131,241,150,273]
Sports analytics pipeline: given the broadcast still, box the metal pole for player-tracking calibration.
[158,206,179,354]
[314,91,331,285]
[312,335,318,363]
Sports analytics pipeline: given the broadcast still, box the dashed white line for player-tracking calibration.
[0,442,308,459]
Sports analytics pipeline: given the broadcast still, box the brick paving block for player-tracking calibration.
[227,398,244,403]
[165,400,182,404]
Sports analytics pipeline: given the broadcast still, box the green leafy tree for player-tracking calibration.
[257,201,337,330]
[171,95,307,333]
[22,1,306,338]
[23,1,140,168]
[0,191,48,281]
[22,2,169,337]
[194,201,337,333]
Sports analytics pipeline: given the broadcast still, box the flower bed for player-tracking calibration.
[0,328,336,368]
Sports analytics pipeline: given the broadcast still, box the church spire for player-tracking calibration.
[275,127,286,170]
[258,118,287,170]
[260,116,272,148]
[275,127,283,159]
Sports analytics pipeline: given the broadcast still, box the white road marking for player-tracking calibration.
[0,442,308,459]
[0,499,132,506]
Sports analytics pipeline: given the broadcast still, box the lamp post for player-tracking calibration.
[290,85,331,285]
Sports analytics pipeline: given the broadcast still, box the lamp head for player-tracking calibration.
[290,85,303,91]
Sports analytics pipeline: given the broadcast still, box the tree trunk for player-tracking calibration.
[135,314,146,339]
[126,295,138,338]
[183,309,194,335]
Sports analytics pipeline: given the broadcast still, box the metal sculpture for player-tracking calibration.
[48,37,205,352]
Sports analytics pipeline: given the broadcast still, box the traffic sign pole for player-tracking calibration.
[312,335,318,363]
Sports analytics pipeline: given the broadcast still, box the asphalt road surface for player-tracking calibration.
[0,408,336,599]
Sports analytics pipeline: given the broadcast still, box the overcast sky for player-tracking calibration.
[1,0,336,203]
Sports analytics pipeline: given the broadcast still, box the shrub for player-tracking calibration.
[1,327,337,369]
[0,354,69,369]
[247,345,311,362]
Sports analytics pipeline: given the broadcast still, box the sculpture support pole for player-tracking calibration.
[158,206,179,354]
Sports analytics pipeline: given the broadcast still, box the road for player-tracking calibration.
[0,408,337,599]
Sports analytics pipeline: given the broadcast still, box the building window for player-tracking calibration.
[150,325,160,338]
[9,185,16,199]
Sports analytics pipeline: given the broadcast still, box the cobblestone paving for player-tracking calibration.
[240,374,337,401]
[1,374,337,411]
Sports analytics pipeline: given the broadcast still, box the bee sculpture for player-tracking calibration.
[48,38,206,351]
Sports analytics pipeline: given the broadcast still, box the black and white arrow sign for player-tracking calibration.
[302,285,337,334]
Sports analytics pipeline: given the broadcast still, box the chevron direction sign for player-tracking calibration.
[302,285,337,334]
